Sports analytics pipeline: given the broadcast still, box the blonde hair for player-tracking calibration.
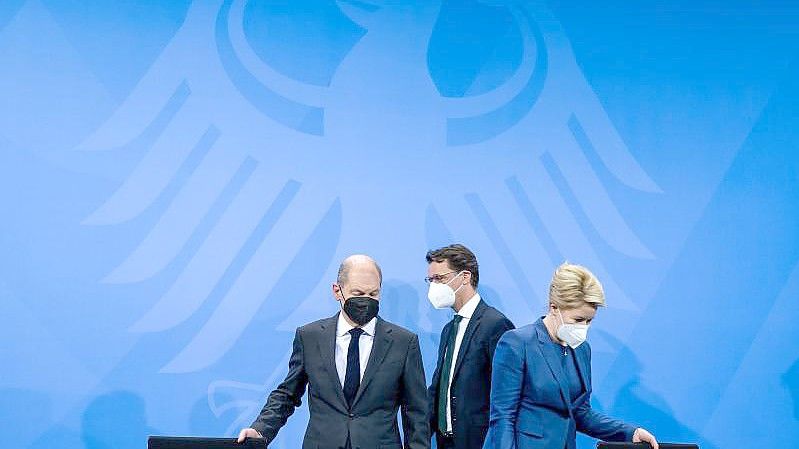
[548,262,605,309]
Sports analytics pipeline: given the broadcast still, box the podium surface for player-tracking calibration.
[148,436,267,449]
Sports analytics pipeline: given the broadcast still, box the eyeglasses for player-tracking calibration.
[424,271,456,284]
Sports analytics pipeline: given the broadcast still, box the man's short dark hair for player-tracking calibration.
[425,244,479,288]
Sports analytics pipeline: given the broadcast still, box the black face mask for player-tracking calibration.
[341,296,379,326]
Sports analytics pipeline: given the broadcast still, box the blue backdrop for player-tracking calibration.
[1,1,798,448]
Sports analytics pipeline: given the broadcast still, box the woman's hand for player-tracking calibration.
[633,427,658,449]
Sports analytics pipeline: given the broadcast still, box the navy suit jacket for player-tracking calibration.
[429,299,514,449]
[482,319,635,449]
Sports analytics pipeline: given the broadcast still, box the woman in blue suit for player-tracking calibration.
[483,263,658,449]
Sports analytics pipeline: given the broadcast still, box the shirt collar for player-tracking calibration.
[455,292,481,319]
[337,311,377,337]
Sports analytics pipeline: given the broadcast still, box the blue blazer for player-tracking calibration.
[482,319,635,449]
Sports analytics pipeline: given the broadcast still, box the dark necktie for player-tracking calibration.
[343,327,364,408]
[437,314,463,432]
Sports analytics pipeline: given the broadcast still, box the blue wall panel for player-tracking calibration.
[1,2,797,448]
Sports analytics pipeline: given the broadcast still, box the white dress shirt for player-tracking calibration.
[444,293,481,431]
[335,313,376,388]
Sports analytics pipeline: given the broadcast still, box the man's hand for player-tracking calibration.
[237,428,263,443]
[632,427,658,449]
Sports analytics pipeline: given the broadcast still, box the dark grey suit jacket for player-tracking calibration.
[428,299,514,449]
[251,313,430,449]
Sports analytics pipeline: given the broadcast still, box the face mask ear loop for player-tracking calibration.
[450,271,467,295]
[555,308,568,350]
[337,284,347,308]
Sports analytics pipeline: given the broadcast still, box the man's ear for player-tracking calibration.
[332,283,343,300]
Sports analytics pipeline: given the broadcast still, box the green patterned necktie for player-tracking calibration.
[437,314,463,432]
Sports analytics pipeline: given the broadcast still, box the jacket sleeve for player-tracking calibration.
[250,328,309,444]
[401,334,431,449]
[483,330,525,449]
[573,346,636,442]
[426,379,437,439]
[427,323,448,437]
[574,397,636,442]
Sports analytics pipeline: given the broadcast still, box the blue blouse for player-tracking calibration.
[545,337,585,404]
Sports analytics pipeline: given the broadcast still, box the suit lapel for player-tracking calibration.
[451,300,487,380]
[574,343,591,397]
[352,317,393,407]
[318,313,347,408]
[535,321,572,414]
[433,320,452,388]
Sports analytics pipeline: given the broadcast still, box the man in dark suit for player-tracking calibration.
[238,255,430,449]
[425,244,514,449]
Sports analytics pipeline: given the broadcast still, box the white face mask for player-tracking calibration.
[556,309,589,349]
[427,271,465,309]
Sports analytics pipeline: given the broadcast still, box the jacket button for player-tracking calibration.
[348,413,354,418]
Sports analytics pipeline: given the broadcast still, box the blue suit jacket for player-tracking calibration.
[482,319,635,449]
[429,299,514,449]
